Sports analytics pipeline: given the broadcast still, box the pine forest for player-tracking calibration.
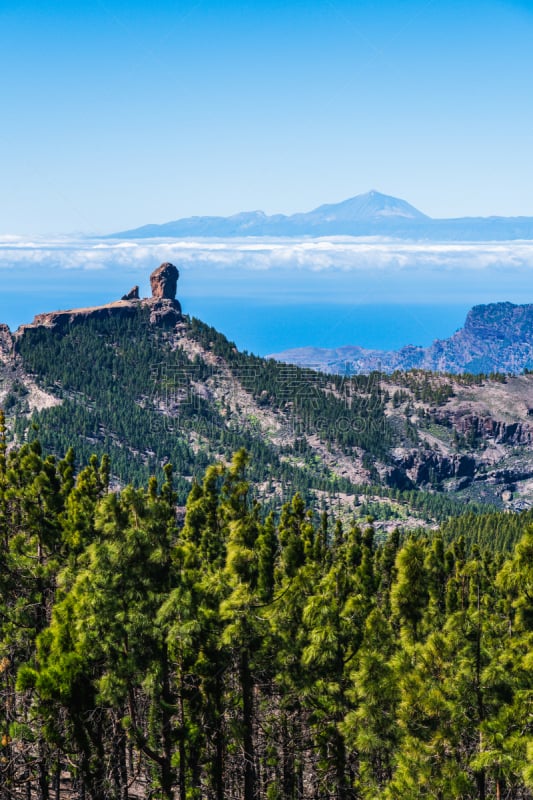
[0,421,531,799]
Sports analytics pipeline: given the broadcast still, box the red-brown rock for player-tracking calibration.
[150,263,179,300]
[121,286,139,301]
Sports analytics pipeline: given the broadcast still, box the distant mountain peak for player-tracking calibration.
[108,192,533,240]
[108,191,429,239]
[310,191,429,222]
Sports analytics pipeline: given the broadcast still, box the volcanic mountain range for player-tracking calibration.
[109,190,533,241]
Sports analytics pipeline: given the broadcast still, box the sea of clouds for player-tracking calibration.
[2,235,533,273]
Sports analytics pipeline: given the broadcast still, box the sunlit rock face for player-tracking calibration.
[150,263,179,300]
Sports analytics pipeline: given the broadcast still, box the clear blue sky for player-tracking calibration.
[2,0,533,234]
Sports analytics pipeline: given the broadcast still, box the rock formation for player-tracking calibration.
[121,286,140,301]
[17,264,183,335]
[24,303,142,333]
[0,324,13,364]
[146,263,182,326]
[433,410,533,446]
[150,263,179,300]
[385,450,476,490]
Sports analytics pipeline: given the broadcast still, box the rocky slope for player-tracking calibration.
[269,302,533,375]
[382,371,533,514]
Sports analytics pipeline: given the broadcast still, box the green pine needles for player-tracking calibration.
[0,429,532,799]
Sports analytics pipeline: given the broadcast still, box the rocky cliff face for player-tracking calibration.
[270,302,533,375]
[0,324,13,363]
[433,410,533,446]
[385,450,476,490]
[420,303,533,373]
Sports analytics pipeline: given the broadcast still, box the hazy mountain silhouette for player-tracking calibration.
[109,191,533,240]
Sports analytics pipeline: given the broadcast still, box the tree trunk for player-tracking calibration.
[160,643,175,800]
[240,650,256,800]
[37,738,50,800]
[112,717,128,800]
[54,752,61,800]
[282,715,295,800]
[214,670,225,800]
[178,689,186,800]
[475,579,485,800]
[333,727,347,800]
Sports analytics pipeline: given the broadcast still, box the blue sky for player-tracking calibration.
[2,0,533,234]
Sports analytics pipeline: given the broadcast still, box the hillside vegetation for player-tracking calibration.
[3,303,533,518]
[13,311,388,505]
[0,433,532,800]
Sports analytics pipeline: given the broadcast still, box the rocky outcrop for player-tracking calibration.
[387,449,476,488]
[0,324,13,363]
[121,286,139,301]
[21,301,143,333]
[145,263,181,325]
[16,265,183,335]
[146,299,182,327]
[475,467,533,486]
[150,263,179,300]
[433,410,533,446]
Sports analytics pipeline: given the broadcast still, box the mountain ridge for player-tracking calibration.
[108,190,533,240]
[269,302,533,375]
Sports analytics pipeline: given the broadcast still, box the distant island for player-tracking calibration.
[269,302,533,375]
[109,190,533,240]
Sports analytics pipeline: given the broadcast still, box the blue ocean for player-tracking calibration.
[0,284,469,356]
[180,298,471,356]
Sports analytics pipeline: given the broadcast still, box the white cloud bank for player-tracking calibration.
[1,235,533,274]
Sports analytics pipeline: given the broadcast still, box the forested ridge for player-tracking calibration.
[1,424,532,800]
[11,307,533,523]
[13,311,389,505]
